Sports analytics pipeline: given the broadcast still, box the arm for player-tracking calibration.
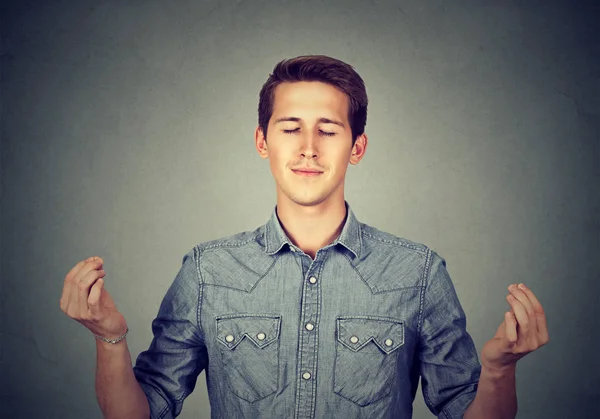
[60,256,149,419]
[96,338,150,419]
[61,251,207,418]
[418,251,482,419]
[464,365,516,419]
[132,249,208,418]
[465,282,549,419]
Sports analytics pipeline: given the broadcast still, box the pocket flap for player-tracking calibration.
[336,316,404,354]
[216,314,281,350]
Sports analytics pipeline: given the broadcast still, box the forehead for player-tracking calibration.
[271,81,349,122]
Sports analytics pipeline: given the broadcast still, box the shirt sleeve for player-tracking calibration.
[418,250,482,419]
[133,248,208,419]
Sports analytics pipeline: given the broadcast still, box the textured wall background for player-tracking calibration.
[1,0,598,418]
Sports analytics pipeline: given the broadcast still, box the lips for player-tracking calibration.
[292,167,324,177]
[293,168,323,173]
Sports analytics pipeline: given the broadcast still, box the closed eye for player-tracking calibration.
[282,128,336,137]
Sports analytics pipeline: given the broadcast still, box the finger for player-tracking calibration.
[508,284,535,313]
[88,277,104,318]
[505,311,518,345]
[517,283,549,342]
[65,257,94,284]
[72,259,104,305]
[508,284,538,331]
[506,294,529,334]
[77,269,106,313]
[61,258,93,311]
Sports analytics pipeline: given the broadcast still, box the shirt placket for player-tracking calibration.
[294,252,323,419]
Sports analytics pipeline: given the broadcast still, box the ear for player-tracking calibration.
[349,133,368,165]
[255,126,269,159]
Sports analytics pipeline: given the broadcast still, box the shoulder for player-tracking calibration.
[194,226,265,252]
[177,226,264,266]
[355,222,445,293]
[359,222,430,255]
[186,225,272,291]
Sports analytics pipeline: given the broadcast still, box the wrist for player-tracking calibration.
[481,362,516,380]
[92,327,129,345]
[95,335,129,352]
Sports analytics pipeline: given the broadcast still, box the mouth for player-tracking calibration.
[291,168,324,177]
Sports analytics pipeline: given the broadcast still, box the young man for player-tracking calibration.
[60,55,549,419]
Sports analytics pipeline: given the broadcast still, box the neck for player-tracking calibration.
[276,196,347,259]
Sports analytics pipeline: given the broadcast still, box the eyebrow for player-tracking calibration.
[273,117,345,128]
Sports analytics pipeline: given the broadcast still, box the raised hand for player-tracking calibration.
[481,283,549,372]
[59,256,128,340]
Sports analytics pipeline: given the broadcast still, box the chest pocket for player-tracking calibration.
[215,314,281,403]
[333,316,405,406]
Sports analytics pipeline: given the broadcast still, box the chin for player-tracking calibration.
[277,180,340,208]
[287,192,330,207]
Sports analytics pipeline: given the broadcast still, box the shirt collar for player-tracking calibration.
[263,201,362,259]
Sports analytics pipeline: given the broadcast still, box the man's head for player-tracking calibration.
[254,55,369,208]
[257,55,368,145]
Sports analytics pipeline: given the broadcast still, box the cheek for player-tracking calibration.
[268,148,289,174]
[329,148,352,172]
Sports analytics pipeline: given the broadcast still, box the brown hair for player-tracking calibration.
[258,55,368,144]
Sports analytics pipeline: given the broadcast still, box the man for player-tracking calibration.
[60,55,549,419]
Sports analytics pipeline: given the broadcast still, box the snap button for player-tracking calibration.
[309,276,317,284]
[302,372,311,380]
[225,334,234,343]
[256,332,266,341]
[305,322,314,331]
[350,335,359,344]
[385,338,393,347]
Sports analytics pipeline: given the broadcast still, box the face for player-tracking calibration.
[255,81,367,208]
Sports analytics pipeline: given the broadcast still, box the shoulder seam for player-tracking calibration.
[416,247,433,339]
[195,231,263,252]
[193,246,206,342]
[361,230,428,254]
[417,247,435,411]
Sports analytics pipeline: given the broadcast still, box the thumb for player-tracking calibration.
[88,277,104,315]
[504,311,518,346]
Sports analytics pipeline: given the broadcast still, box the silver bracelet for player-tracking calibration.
[93,327,129,344]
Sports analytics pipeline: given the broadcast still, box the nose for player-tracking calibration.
[299,131,319,159]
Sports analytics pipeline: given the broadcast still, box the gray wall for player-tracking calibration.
[1,0,598,418]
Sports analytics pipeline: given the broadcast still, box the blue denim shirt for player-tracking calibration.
[133,203,481,418]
